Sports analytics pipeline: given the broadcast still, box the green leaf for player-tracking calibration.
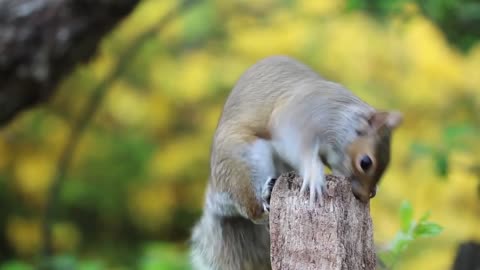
[78,260,106,270]
[49,255,78,270]
[345,0,367,11]
[123,38,164,89]
[433,151,449,178]
[377,250,395,268]
[183,1,218,46]
[477,182,480,198]
[379,203,444,269]
[443,123,475,148]
[69,132,156,216]
[419,210,431,223]
[391,232,413,254]
[138,242,189,270]
[409,142,434,157]
[0,261,33,270]
[280,0,295,7]
[414,222,443,238]
[377,0,411,14]
[399,200,413,233]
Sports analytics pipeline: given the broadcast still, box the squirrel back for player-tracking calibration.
[211,55,400,202]
[214,56,372,140]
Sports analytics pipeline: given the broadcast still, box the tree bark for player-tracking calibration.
[269,172,376,270]
[452,241,480,270]
[0,0,140,126]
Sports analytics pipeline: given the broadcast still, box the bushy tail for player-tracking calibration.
[189,212,271,270]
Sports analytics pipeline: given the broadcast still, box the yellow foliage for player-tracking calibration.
[127,183,177,233]
[402,2,420,16]
[6,216,42,257]
[400,17,465,106]
[180,177,208,210]
[225,0,276,14]
[212,54,251,88]
[70,129,98,170]
[151,51,218,102]
[89,49,115,81]
[149,135,209,180]
[201,104,223,134]
[464,43,480,92]
[13,152,55,206]
[296,0,345,16]
[144,94,173,134]
[175,51,216,102]
[112,0,177,43]
[229,13,310,59]
[160,13,183,43]
[225,14,259,34]
[150,53,178,93]
[0,137,9,170]
[399,247,454,270]
[52,222,81,252]
[5,217,80,257]
[42,115,69,156]
[319,13,385,85]
[104,81,149,126]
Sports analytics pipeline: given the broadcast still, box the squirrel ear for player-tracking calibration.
[369,110,403,130]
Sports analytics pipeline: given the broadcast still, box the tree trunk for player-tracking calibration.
[0,0,139,126]
[452,241,480,270]
[269,172,376,270]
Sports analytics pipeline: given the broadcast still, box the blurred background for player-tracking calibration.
[1,0,480,269]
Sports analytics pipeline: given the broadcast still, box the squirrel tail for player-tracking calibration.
[189,212,271,270]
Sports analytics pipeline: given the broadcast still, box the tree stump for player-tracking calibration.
[269,172,376,270]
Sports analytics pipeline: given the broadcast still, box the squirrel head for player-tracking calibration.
[347,110,403,203]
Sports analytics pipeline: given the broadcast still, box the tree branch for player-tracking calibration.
[0,0,142,126]
[269,172,376,270]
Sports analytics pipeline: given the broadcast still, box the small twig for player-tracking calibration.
[39,0,194,266]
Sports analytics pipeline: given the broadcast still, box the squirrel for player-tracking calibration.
[189,55,402,270]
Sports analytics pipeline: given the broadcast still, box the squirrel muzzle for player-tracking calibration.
[351,179,375,203]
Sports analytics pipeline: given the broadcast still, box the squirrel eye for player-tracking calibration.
[359,155,373,172]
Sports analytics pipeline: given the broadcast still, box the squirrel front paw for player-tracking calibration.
[261,177,277,213]
[300,171,326,207]
[298,142,329,207]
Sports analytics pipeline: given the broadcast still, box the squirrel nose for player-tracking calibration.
[351,180,370,203]
[353,191,370,203]
[369,186,377,198]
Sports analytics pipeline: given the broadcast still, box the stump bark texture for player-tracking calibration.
[269,172,376,270]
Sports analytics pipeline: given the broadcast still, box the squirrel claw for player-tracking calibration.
[300,164,326,207]
[261,177,277,213]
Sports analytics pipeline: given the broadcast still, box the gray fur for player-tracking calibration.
[190,212,271,270]
[190,56,380,270]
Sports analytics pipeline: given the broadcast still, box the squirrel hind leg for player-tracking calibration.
[211,137,278,224]
[245,138,279,224]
